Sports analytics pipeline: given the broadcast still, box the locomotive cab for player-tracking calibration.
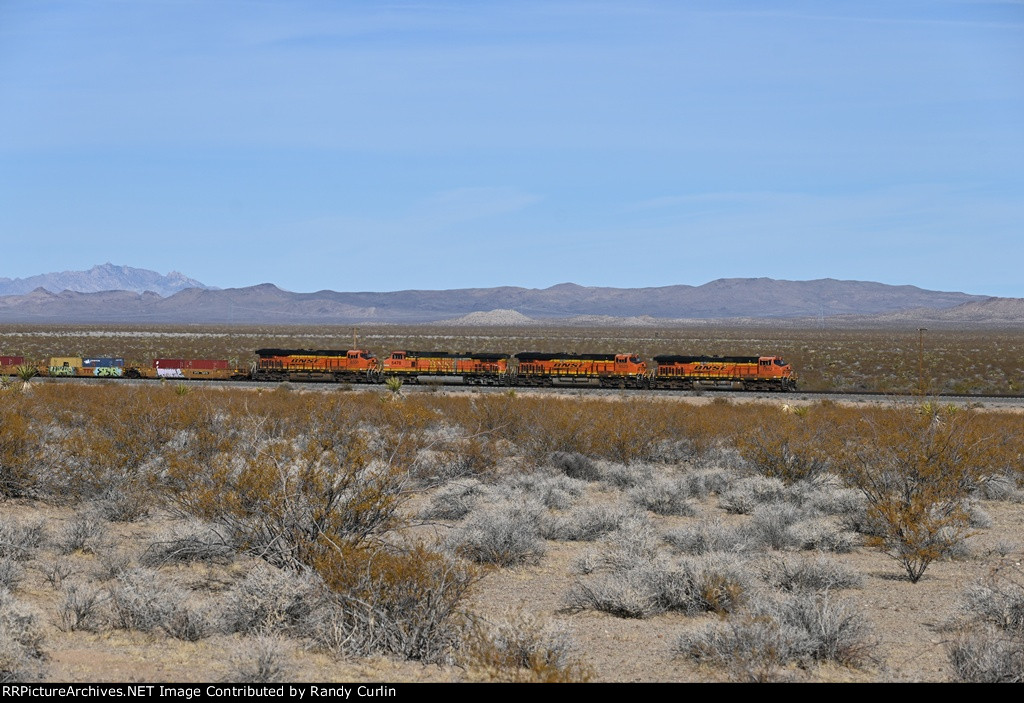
[614,354,647,375]
[757,356,797,390]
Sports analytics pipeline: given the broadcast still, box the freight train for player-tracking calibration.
[1,349,797,391]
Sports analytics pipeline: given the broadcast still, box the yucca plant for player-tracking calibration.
[15,365,37,383]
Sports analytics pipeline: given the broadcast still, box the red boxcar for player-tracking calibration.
[155,359,230,371]
[0,356,25,376]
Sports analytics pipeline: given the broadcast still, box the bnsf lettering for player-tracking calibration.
[694,364,730,371]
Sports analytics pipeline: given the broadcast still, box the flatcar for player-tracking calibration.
[121,358,246,381]
[47,356,125,378]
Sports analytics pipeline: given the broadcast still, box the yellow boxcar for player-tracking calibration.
[48,357,82,377]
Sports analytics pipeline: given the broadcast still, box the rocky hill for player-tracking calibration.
[0,273,1000,325]
[0,263,214,297]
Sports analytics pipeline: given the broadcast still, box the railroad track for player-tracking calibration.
[22,375,1024,407]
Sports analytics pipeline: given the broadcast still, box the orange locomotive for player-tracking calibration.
[382,351,509,385]
[514,352,647,388]
[651,355,796,391]
[252,348,380,383]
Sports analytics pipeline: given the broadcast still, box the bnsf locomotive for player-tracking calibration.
[247,348,796,391]
[1,348,797,392]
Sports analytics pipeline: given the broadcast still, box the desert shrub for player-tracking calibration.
[493,473,585,510]
[681,467,737,498]
[0,409,37,498]
[780,518,860,553]
[667,555,749,615]
[45,387,182,506]
[959,569,1024,634]
[976,473,1021,502]
[93,548,132,582]
[760,555,864,592]
[109,567,172,632]
[56,510,107,555]
[0,559,23,591]
[161,603,216,642]
[947,562,1024,682]
[601,462,655,489]
[409,437,497,485]
[573,515,658,574]
[40,558,74,590]
[539,504,631,542]
[733,406,838,484]
[720,476,788,514]
[0,588,46,682]
[446,501,546,566]
[676,592,875,680]
[108,566,215,640]
[464,611,591,682]
[0,517,46,561]
[740,502,804,549]
[693,445,747,473]
[588,402,676,463]
[92,487,150,523]
[419,480,490,521]
[222,564,324,636]
[939,526,974,560]
[648,438,700,465]
[947,626,1024,683]
[675,609,805,682]
[628,477,696,516]
[164,429,406,570]
[967,503,994,529]
[663,520,748,555]
[224,635,291,684]
[549,452,601,482]
[837,404,1001,582]
[986,540,1020,559]
[140,521,235,567]
[734,496,861,554]
[311,543,478,662]
[802,482,866,518]
[565,554,748,619]
[767,592,875,665]
[56,581,107,632]
[563,567,661,618]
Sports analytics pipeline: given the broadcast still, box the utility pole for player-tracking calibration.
[352,327,358,349]
[917,328,928,396]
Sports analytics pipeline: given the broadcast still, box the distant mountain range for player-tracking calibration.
[0,263,215,297]
[0,264,1018,326]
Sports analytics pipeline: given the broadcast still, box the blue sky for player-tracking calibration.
[1,0,1022,295]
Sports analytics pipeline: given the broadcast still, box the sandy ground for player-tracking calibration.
[4,485,1021,684]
